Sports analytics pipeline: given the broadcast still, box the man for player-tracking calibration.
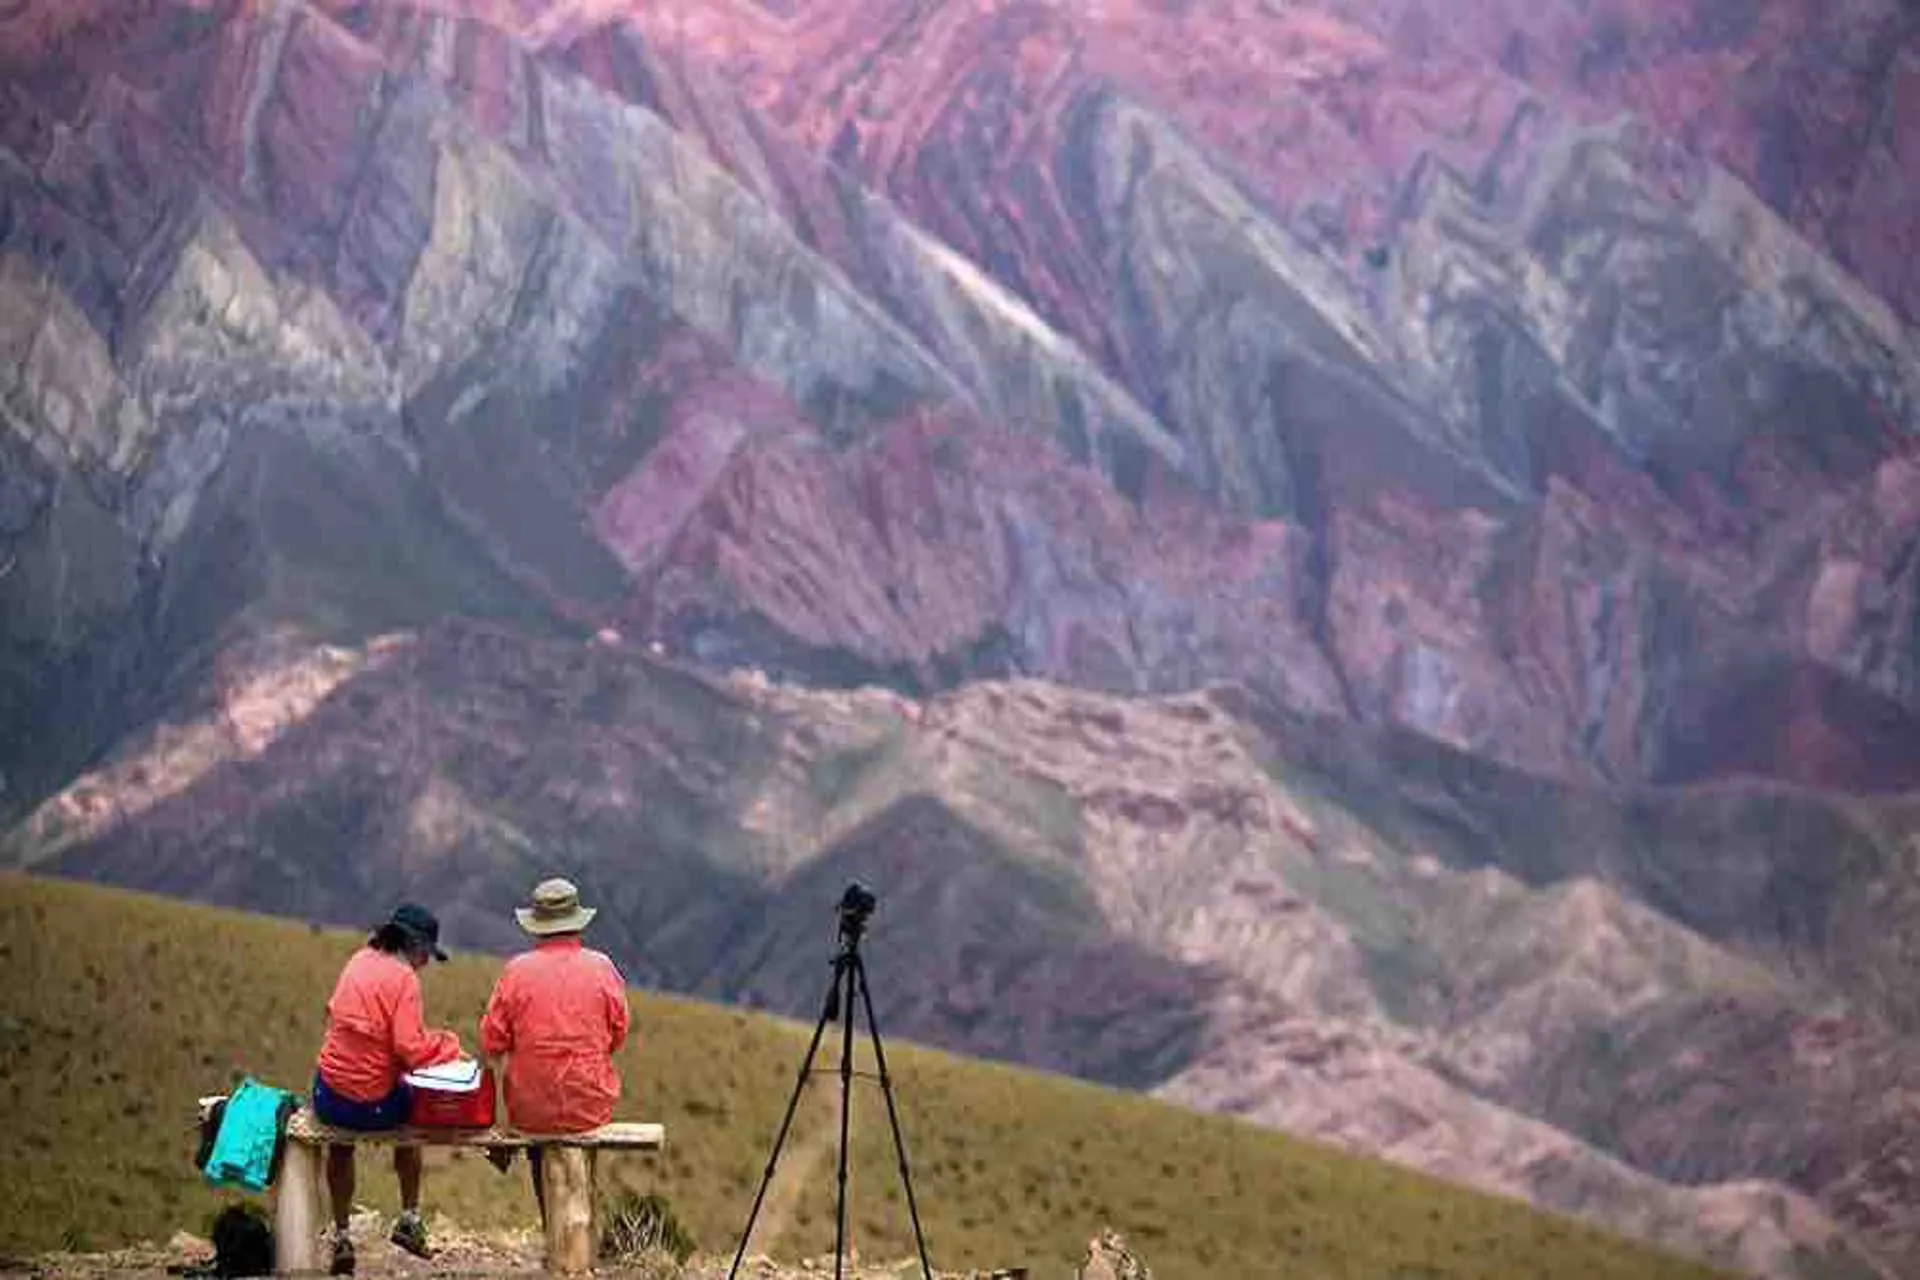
[314,903,463,1274]
[481,878,632,1220]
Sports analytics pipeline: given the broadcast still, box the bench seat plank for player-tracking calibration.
[284,1108,663,1149]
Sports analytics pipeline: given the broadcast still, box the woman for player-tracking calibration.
[480,877,631,1223]
[314,902,464,1275]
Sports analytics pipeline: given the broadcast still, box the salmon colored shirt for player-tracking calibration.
[316,947,462,1102]
[480,937,632,1133]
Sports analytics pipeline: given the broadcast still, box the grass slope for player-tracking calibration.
[0,873,1728,1280]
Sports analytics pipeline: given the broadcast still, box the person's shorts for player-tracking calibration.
[312,1073,412,1131]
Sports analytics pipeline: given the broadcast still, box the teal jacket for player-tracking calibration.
[203,1078,300,1192]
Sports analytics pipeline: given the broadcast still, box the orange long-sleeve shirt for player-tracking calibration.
[480,937,631,1133]
[316,947,463,1102]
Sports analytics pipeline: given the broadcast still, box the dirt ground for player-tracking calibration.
[2,1214,1007,1280]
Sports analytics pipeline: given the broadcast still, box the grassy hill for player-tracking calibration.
[0,873,1728,1279]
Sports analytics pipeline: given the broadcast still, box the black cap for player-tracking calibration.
[389,902,449,962]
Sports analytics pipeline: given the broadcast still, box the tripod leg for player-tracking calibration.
[852,956,935,1280]
[727,968,839,1280]
[832,956,857,1280]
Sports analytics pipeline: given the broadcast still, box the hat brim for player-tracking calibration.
[516,905,597,935]
[393,924,450,963]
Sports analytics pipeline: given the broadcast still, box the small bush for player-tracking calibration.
[599,1190,697,1265]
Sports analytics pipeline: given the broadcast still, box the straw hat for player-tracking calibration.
[515,877,598,936]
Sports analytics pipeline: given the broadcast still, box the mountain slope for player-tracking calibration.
[0,871,1739,1280]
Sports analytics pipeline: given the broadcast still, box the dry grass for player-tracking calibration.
[0,872,1728,1280]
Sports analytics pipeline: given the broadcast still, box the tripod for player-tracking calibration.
[727,885,934,1280]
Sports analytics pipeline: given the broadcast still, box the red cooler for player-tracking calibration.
[404,1059,497,1129]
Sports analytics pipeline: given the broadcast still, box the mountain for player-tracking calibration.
[426,0,1920,791]
[555,0,1920,789]
[1,2,1916,1277]
[6,0,1919,802]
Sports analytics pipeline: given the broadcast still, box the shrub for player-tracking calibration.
[599,1190,697,1265]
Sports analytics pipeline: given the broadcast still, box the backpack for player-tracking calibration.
[209,1203,274,1278]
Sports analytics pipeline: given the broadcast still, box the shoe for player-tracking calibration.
[389,1210,431,1260]
[328,1232,355,1277]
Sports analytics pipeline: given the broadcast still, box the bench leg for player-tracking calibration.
[275,1140,323,1274]
[540,1147,596,1275]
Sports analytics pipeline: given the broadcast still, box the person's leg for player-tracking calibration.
[527,1147,546,1228]
[326,1146,355,1230]
[389,1146,431,1258]
[393,1146,423,1213]
[325,1145,358,1275]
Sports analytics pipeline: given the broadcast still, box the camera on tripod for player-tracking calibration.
[731,878,933,1280]
[837,881,877,945]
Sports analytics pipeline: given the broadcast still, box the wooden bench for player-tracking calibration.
[274,1109,665,1275]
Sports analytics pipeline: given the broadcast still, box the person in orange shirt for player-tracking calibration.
[313,903,463,1275]
[480,878,631,1223]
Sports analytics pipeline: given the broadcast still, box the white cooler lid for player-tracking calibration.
[404,1057,484,1092]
